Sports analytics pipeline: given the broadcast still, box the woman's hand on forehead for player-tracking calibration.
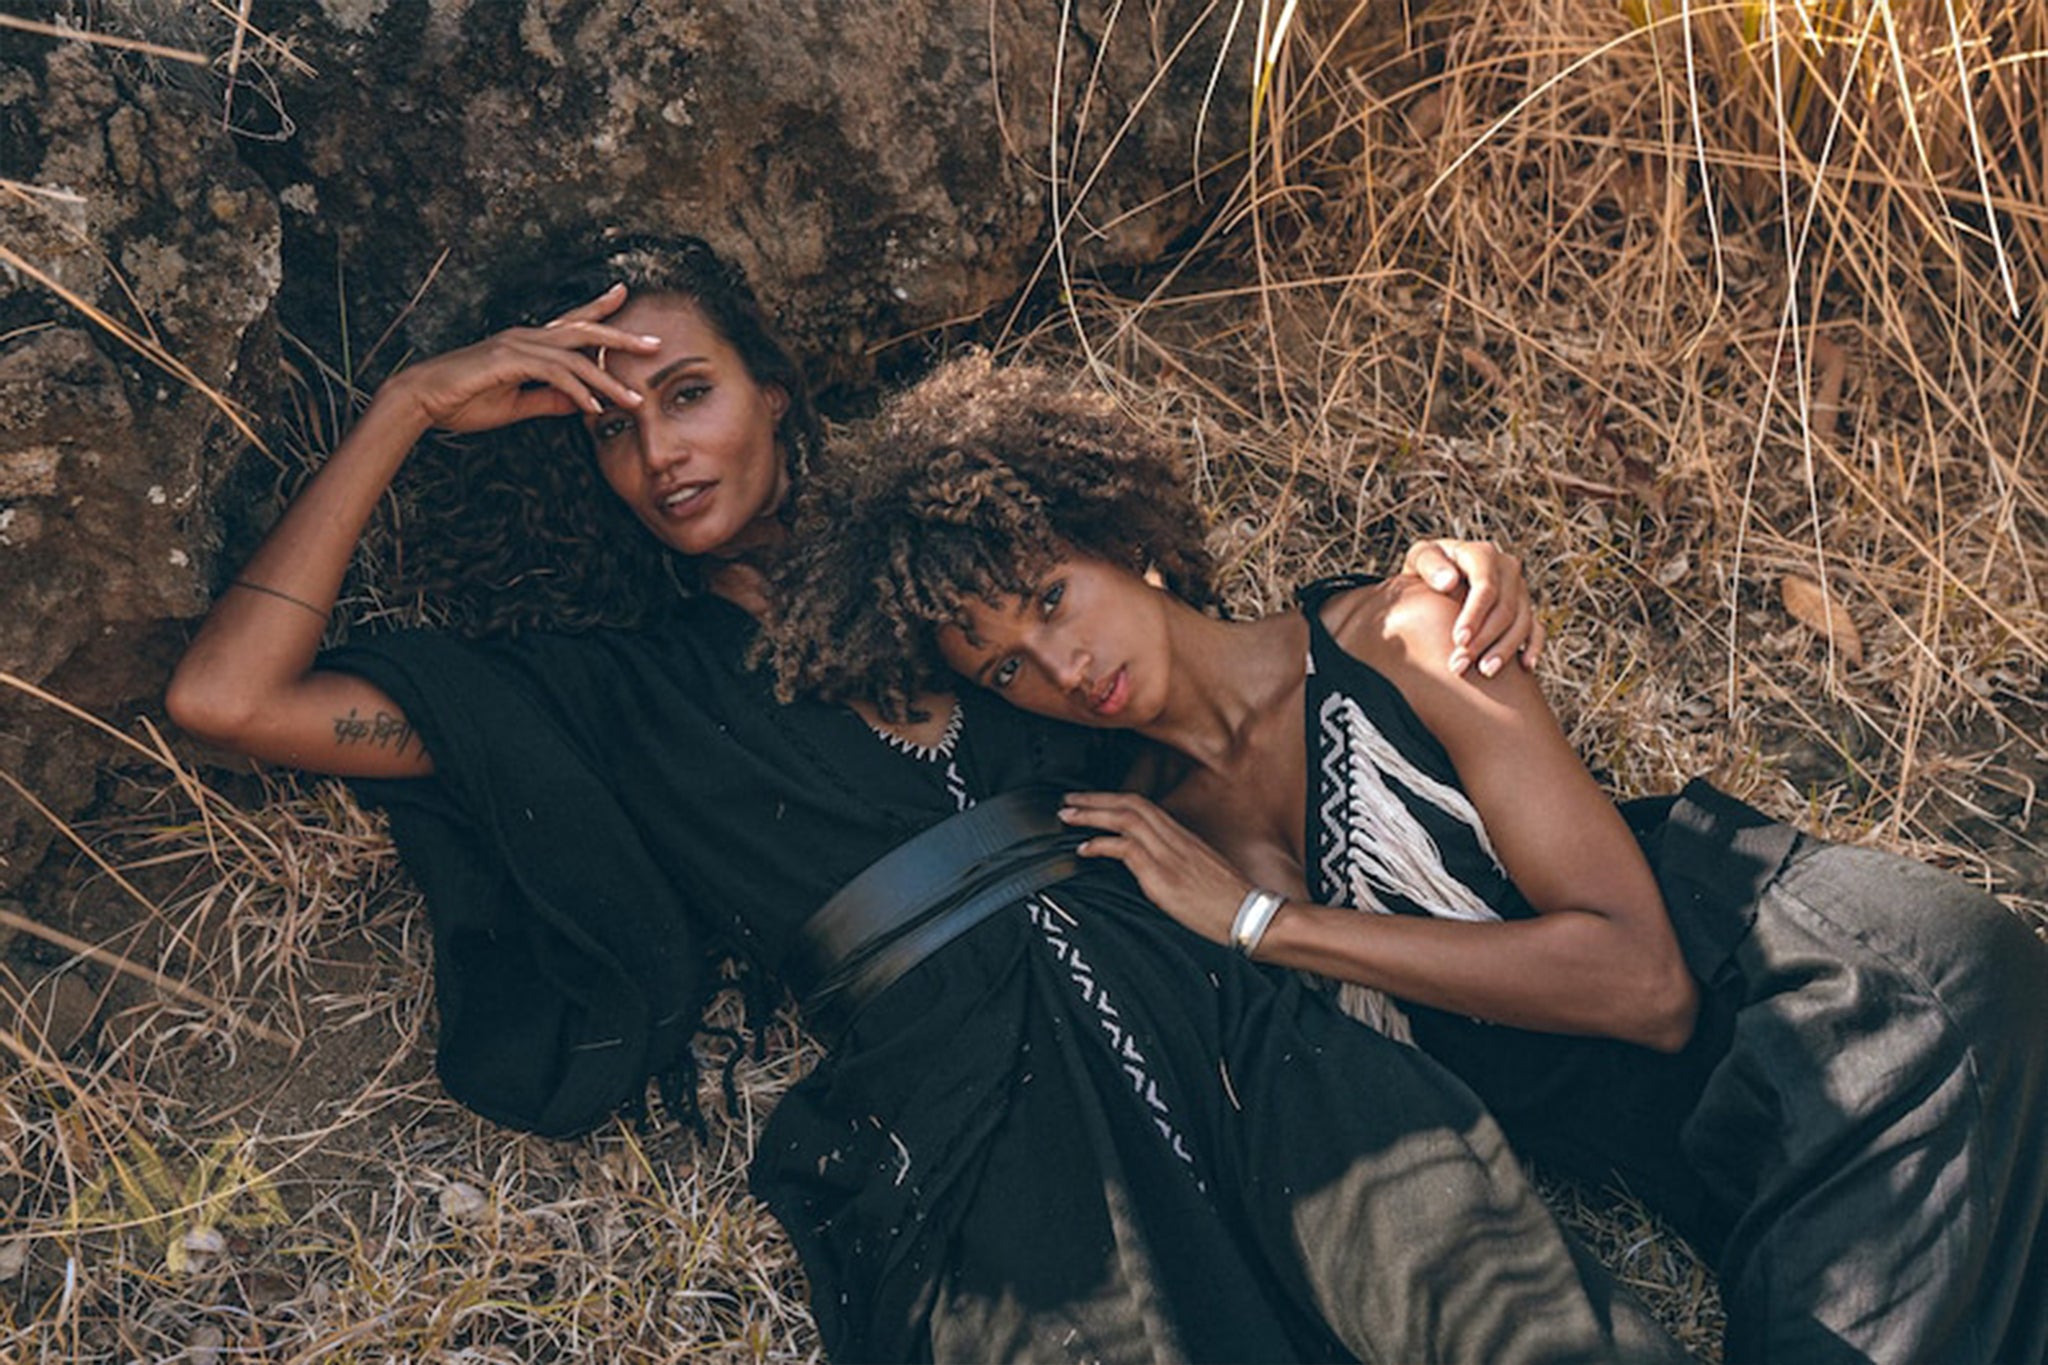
[383,284,665,435]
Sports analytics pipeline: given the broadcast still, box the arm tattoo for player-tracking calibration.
[332,707,420,755]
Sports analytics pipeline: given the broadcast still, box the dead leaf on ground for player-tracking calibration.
[1618,452,1666,514]
[1779,574,1865,666]
[1403,88,1445,141]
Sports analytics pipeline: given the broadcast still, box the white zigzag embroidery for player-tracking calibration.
[868,701,965,764]
[1317,693,1505,1039]
[1029,896,1200,1180]
[865,705,974,812]
[1318,693,1502,921]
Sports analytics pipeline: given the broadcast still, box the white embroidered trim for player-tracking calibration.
[1317,693,1505,1039]
[1337,981,1414,1043]
[1030,894,1201,1185]
[868,701,964,764]
[1317,693,1503,923]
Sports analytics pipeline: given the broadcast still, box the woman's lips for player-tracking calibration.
[1088,666,1130,717]
[659,482,713,519]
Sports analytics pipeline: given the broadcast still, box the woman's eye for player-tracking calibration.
[593,415,632,443]
[992,658,1021,690]
[1039,581,1066,617]
[668,382,712,408]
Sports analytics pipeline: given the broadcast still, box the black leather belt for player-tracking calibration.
[794,787,1086,1033]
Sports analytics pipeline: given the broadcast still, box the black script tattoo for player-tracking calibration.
[332,707,418,755]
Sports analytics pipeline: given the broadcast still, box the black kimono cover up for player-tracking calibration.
[331,595,1686,1365]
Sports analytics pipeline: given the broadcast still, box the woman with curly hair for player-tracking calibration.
[769,352,2048,1365]
[167,236,1684,1363]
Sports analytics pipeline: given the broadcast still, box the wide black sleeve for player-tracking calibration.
[325,630,715,1138]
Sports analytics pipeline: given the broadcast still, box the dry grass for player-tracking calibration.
[2,746,822,1362]
[6,1,2046,1360]
[1014,0,2047,888]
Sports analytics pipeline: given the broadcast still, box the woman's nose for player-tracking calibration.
[1049,642,1090,692]
[637,424,689,473]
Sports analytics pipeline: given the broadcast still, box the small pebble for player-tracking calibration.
[439,1181,488,1223]
[182,1225,227,1256]
[0,1237,28,1278]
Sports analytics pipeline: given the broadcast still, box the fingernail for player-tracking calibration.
[1481,656,1503,677]
[639,335,662,346]
[1431,569,1456,589]
[1448,650,1469,673]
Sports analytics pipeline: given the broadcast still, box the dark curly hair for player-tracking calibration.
[390,234,823,636]
[765,353,1216,721]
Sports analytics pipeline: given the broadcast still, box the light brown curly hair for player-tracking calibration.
[765,353,1216,720]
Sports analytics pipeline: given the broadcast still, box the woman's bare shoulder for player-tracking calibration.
[1317,574,1458,672]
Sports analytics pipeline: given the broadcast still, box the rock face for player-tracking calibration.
[244,0,1254,375]
[2,33,283,888]
[0,0,1253,891]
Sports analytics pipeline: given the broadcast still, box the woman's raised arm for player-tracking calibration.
[166,286,659,778]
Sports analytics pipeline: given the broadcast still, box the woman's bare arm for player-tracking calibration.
[168,390,439,777]
[1279,578,1694,1049]
[166,286,658,779]
[1063,577,1695,1052]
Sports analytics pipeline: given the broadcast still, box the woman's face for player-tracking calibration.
[582,293,791,559]
[937,553,1172,729]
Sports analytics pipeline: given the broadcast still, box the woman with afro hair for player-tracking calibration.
[770,351,2048,1365]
